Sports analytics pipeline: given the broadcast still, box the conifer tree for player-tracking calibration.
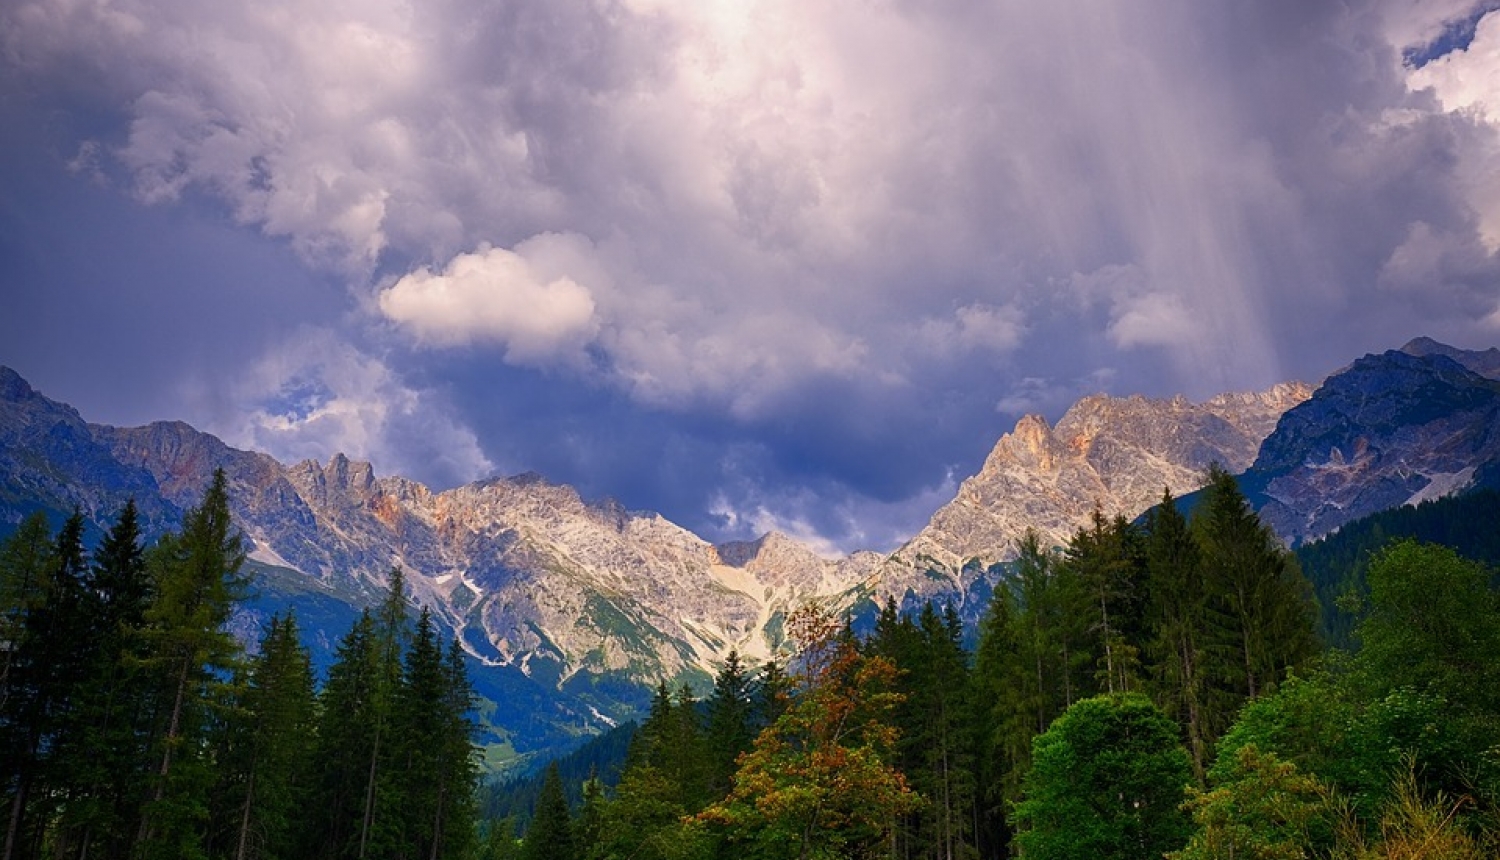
[1194,467,1316,723]
[2,512,90,860]
[53,501,155,860]
[522,764,573,860]
[302,611,380,858]
[211,613,316,860]
[1062,509,1146,697]
[702,650,754,801]
[389,607,477,860]
[435,637,479,860]
[133,470,249,858]
[1142,489,1211,781]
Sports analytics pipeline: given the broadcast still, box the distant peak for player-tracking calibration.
[0,366,35,400]
[1400,335,1448,355]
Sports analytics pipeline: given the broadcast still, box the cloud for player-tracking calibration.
[1108,293,1198,350]
[206,329,495,490]
[380,234,601,365]
[7,0,1500,552]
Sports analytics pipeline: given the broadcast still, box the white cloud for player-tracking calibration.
[380,234,602,365]
[917,304,1027,357]
[209,328,496,489]
[1406,11,1500,250]
[1408,12,1500,119]
[9,0,1500,549]
[1108,292,1198,350]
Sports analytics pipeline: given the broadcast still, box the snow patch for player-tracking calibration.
[1406,467,1476,506]
[248,543,294,569]
[588,706,618,728]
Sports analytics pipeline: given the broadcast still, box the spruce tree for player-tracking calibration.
[302,611,380,858]
[702,650,754,801]
[2,512,90,860]
[212,613,316,860]
[1142,489,1211,781]
[522,764,573,860]
[53,501,156,860]
[133,470,250,858]
[1194,467,1316,723]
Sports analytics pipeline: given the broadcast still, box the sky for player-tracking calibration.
[3,0,1499,556]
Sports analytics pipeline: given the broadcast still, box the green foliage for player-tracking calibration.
[1296,489,1500,647]
[699,605,918,860]
[1173,744,1337,860]
[1197,466,1319,702]
[1013,694,1192,860]
[522,764,574,860]
[134,470,250,858]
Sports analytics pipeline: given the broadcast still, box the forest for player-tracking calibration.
[0,472,478,860]
[5,466,1500,859]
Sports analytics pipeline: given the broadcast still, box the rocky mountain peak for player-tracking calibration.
[1250,345,1500,543]
[0,366,36,400]
[875,382,1311,608]
[987,414,1059,472]
[1401,336,1500,379]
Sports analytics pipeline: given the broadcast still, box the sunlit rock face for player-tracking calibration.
[1248,340,1500,546]
[870,381,1313,613]
[6,337,1500,756]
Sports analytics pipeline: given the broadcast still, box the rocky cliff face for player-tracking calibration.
[1248,341,1500,544]
[872,382,1313,608]
[10,338,1497,761]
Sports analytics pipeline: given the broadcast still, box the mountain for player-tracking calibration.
[870,382,1313,615]
[7,337,1497,769]
[1242,339,1500,545]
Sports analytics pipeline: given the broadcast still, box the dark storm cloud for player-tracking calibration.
[2,0,1497,552]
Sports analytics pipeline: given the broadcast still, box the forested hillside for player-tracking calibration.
[6,470,1499,859]
[0,473,479,860]
[479,471,1500,860]
[1296,488,1500,645]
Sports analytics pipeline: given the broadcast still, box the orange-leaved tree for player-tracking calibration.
[698,604,919,860]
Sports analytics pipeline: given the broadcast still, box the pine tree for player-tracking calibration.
[302,611,379,858]
[1142,489,1211,782]
[133,470,250,859]
[522,764,573,860]
[389,608,477,860]
[52,501,156,860]
[1062,509,1146,697]
[434,637,479,860]
[300,569,416,860]
[211,613,316,860]
[702,650,754,801]
[2,511,91,860]
[1194,467,1316,723]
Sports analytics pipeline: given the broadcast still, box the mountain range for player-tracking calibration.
[4,336,1498,769]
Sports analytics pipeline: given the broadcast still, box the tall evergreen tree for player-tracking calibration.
[1062,509,1146,697]
[702,650,754,801]
[1142,489,1211,781]
[301,568,413,860]
[209,613,316,860]
[3,512,91,860]
[302,611,379,859]
[1194,467,1316,726]
[52,501,156,860]
[522,765,573,860]
[133,470,249,858]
